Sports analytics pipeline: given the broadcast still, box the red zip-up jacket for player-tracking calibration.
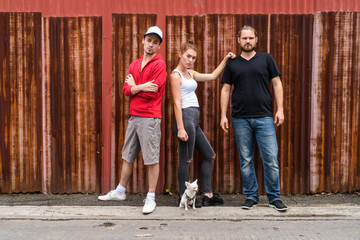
[123,54,167,118]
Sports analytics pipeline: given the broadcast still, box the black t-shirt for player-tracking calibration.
[221,53,281,118]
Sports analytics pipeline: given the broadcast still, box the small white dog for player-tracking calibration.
[179,179,198,211]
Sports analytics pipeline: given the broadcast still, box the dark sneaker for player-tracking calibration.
[202,193,224,206]
[269,200,288,211]
[241,199,257,209]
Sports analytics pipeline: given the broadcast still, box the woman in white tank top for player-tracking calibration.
[170,41,235,207]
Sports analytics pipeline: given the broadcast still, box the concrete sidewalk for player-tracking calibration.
[1,202,360,240]
[1,204,359,221]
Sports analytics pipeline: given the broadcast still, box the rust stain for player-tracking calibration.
[310,12,360,193]
[42,17,102,193]
[270,14,313,194]
[1,11,360,194]
[0,13,42,193]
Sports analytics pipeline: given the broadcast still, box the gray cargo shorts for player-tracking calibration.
[121,116,161,165]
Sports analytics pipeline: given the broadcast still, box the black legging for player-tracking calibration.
[175,107,215,195]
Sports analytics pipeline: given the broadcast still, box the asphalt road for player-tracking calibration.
[1,218,359,240]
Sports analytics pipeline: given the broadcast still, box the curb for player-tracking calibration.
[1,205,359,221]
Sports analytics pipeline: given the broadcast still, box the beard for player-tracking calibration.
[145,49,157,56]
[240,43,256,52]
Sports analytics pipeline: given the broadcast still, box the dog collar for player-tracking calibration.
[185,193,195,201]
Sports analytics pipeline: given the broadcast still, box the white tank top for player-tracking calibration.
[172,69,199,109]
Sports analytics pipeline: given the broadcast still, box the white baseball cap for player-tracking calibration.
[144,26,163,43]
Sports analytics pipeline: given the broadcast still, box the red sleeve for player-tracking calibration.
[123,82,134,97]
[122,62,136,97]
[136,60,167,100]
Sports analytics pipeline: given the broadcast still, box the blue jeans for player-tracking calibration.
[232,117,280,203]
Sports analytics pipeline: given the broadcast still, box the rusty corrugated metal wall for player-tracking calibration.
[0,13,42,193]
[1,0,360,195]
[270,14,314,194]
[310,12,360,193]
[42,17,102,193]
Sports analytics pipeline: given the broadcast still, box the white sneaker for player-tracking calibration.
[142,198,156,214]
[98,190,126,201]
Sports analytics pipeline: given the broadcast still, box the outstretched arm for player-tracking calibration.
[190,52,236,82]
[271,76,284,127]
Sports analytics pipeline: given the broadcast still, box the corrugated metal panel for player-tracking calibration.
[0,1,359,195]
[0,12,42,193]
[270,14,314,194]
[42,17,102,193]
[0,0,359,15]
[112,14,157,193]
[310,12,360,193]
[0,0,104,17]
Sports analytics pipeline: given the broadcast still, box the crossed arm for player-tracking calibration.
[123,63,167,99]
[125,74,158,95]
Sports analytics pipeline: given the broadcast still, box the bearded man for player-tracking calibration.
[220,25,288,212]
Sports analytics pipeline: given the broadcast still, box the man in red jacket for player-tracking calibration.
[98,26,167,214]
